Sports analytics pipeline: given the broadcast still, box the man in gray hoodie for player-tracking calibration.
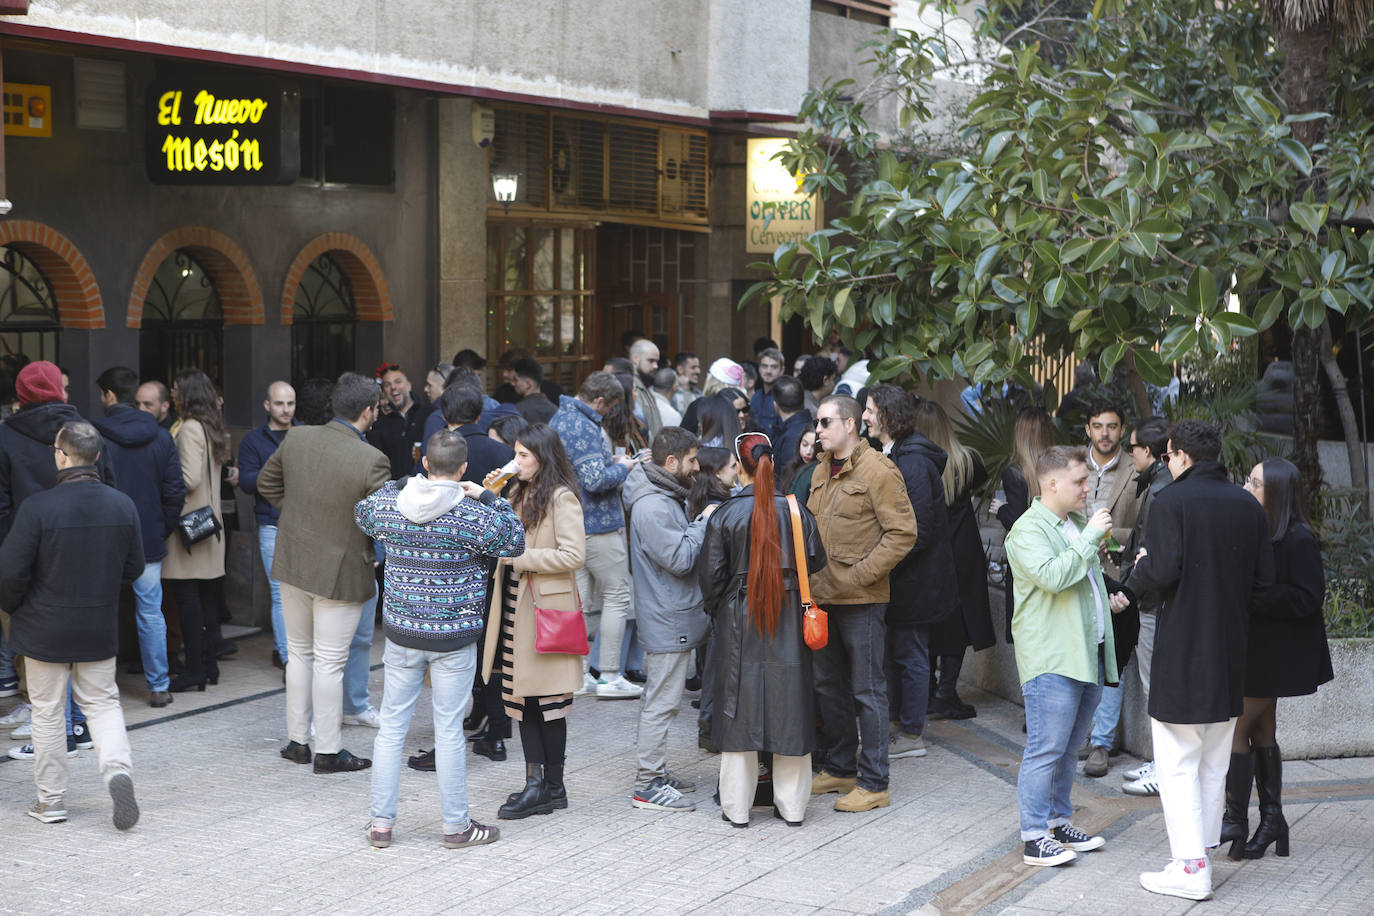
[625,427,715,812]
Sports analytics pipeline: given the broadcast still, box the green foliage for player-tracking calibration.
[1315,488,1374,638]
[1163,379,1271,475]
[742,0,1374,400]
[952,399,1021,500]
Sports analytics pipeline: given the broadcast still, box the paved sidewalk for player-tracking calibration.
[0,633,1369,914]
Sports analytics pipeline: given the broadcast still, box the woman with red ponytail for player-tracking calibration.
[696,432,827,827]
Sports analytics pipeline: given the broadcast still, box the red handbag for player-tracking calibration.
[785,494,828,651]
[530,574,590,656]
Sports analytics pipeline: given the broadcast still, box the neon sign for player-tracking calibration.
[147,74,299,185]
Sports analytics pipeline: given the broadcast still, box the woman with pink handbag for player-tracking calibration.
[696,432,828,827]
[480,424,586,820]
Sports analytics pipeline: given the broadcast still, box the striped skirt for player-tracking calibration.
[497,568,572,722]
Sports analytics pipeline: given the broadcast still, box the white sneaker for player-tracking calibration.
[573,672,599,698]
[1123,760,1154,782]
[11,721,31,739]
[1123,771,1161,797]
[0,703,31,727]
[342,706,381,728]
[595,675,644,699]
[1140,857,1212,900]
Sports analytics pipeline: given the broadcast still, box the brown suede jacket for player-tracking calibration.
[806,438,917,606]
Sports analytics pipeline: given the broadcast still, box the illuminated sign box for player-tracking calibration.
[746,137,821,254]
[3,83,52,137]
[146,72,299,185]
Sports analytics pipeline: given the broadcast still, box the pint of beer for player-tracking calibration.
[489,459,519,490]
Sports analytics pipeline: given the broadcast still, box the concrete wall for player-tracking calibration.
[436,98,488,364]
[23,0,814,121]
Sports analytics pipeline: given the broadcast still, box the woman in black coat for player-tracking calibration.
[863,385,959,751]
[697,432,826,827]
[913,399,996,719]
[1221,458,1333,859]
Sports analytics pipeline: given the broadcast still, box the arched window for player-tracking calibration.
[139,249,225,389]
[291,253,357,384]
[0,246,62,367]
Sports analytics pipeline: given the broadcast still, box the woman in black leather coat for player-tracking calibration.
[697,432,826,827]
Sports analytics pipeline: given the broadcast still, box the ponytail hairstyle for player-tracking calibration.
[736,432,784,636]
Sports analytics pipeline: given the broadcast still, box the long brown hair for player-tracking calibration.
[737,432,783,636]
[173,368,231,464]
[913,398,974,505]
[1012,407,1056,500]
[507,423,580,531]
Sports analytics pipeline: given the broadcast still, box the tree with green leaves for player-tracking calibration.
[745,0,1374,507]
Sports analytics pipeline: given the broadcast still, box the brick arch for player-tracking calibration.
[0,220,105,329]
[127,227,263,328]
[280,232,393,326]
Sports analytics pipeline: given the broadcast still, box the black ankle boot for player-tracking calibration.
[1221,750,1253,859]
[1244,745,1289,858]
[545,761,568,810]
[471,725,507,762]
[498,764,553,819]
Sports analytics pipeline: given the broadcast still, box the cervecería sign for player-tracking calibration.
[146,75,299,185]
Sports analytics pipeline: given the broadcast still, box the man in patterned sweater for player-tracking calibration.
[354,428,525,850]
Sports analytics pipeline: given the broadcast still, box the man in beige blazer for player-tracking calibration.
[259,373,390,774]
[1081,399,1144,779]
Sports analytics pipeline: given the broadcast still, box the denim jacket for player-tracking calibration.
[548,395,628,536]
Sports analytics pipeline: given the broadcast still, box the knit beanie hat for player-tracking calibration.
[707,358,743,388]
[15,361,65,405]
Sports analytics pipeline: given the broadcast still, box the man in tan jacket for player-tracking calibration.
[259,373,391,775]
[806,394,917,813]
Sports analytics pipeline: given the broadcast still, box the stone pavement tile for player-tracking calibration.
[687,893,825,915]
[1303,757,1374,781]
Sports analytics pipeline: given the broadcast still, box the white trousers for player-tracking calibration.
[1151,717,1236,859]
[718,751,811,825]
[281,582,365,755]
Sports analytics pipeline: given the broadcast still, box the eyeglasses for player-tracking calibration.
[51,446,67,457]
[1246,476,1264,489]
[1164,449,1182,460]
[1128,442,1148,452]
[816,416,843,429]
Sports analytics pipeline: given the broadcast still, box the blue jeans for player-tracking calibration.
[131,560,170,692]
[886,625,931,735]
[258,526,286,660]
[1089,682,1123,749]
[343,585,377,716]
[814,603,890,791]
[0,626,14,683]
[65,681,85,735]
[1018,667,1102,840]
[370,639,477,834]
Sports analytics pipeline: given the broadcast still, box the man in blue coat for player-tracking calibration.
[93,367,186,708]
[237,381,298,668]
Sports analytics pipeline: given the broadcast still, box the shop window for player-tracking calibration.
[291,253,358,385]
[811,0,893,26]
[298,84,395,187]
[487,224,596,391]
[139,249,224,389]
[0,246,62,371]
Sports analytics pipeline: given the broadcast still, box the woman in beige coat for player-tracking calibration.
[164,369,230,693]
[481,423,586,819]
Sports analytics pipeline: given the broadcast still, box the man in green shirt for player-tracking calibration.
[1005,445,1130,867]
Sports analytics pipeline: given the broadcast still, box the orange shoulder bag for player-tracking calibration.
[785,494,828,651]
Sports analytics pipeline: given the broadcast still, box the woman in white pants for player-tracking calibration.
[696,432,827,827]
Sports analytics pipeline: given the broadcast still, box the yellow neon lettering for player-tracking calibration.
[193,139,208,170]
[162,135,192,170]
[157,91,181,126]
[224,130,240,170]
[209,140,224,171]
[240,137,262,171]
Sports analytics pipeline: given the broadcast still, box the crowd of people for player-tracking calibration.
[0,340,1334,901]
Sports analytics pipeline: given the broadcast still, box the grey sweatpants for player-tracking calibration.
[634,650,692,789]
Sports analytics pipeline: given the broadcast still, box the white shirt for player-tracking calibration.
[1060,516,1106,645]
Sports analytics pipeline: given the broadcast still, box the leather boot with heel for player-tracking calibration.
[1244,745,1289,858]
[471,722,508,761]
[1221,750,1254,860]
[498,763,554,819]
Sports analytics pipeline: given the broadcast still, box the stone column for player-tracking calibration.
[437,98,489,362]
